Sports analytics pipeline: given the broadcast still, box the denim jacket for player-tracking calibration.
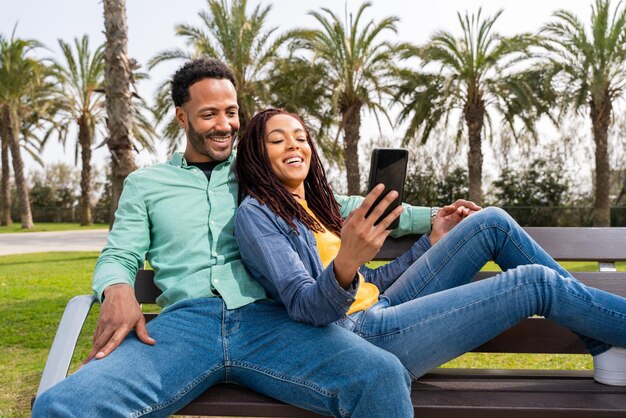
[235,196,433,326]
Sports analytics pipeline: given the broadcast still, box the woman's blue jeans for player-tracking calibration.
[32,298,413,417]
[341,207,626,379]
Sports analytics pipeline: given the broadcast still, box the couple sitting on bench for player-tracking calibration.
[32,58,626,418]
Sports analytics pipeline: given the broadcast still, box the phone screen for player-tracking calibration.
[366,149,408,229]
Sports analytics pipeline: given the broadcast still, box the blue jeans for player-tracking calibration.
[340,207,626,379]
[33,298,412,417]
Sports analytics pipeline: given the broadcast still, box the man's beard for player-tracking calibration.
[187,119,237,162]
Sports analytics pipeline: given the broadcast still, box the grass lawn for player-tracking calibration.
[2,254,625,417]
[0,223,108,234]
[0,252,101,418]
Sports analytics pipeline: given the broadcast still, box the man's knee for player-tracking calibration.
[32,385,68,418]
[32,374,109,418]
[363,348,411,389]
[352,349,413,417]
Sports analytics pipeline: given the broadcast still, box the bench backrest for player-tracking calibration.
[135,227,626,355]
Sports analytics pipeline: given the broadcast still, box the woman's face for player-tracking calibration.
[265,114,312,197]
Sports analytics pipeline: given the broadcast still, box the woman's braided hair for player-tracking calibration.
[235,108,343,236]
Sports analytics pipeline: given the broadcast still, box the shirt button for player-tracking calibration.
[214,279,219,284]
[213,251,218,256]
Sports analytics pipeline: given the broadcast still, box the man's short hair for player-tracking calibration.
[171,58,237,107]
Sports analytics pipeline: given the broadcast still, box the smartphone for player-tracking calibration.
[365,148,408,229]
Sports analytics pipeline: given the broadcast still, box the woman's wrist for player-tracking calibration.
[333,255,360,289]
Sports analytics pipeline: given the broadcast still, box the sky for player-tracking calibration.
[1,0,595,177]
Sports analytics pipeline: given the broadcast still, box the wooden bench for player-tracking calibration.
[35,227,626,417]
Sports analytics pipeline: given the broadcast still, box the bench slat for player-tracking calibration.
[177,373,626,418]
[137,271,626,304]
[135,269,161,303]
[525,227,626,262]
[475,318,585,353]
[376,228,626,262]
[178,383,321,417]
[135,268,626,305]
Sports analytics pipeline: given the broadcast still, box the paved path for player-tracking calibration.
[0,229,109,256]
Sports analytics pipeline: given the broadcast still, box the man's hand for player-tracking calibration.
[82,283,155,365]
[334,184,403,288]
[429,199,482,245]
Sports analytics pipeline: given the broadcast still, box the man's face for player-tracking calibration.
[176,78,239,163]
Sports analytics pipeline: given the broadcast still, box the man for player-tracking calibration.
[32,58,418,417]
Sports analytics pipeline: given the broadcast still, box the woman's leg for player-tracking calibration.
[384,207,574,305]
[357,264,626,379]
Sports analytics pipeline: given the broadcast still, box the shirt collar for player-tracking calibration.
[169,151,235,168]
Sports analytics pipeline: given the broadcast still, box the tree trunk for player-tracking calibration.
[342,103,362,195]
[238,103,251,138]
[78,115,94,226]
[0,107,13,226]
[464,90,485,206]
[103,0,137,226]
[5,107,33,228]
[590,96,612,227]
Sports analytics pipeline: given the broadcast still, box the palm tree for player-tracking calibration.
[289,2,401,195]
[103,0,137,221]
[395,9,545,205]
[149,0,288,150]
[48,35,106,226]
[0,114,11,226]
[0,111,43,227]
[0,68,52,226]
[0,32,51,229]
[542,0,626,226]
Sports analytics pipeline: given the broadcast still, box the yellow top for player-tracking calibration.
[299,200,380,314]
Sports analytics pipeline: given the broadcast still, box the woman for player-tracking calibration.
[234,108,626,384]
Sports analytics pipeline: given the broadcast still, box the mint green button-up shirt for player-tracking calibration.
[93,152,431,309]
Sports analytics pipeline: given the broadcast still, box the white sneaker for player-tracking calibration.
[594,346,626,386]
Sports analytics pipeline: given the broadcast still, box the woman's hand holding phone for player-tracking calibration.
[333,185,404,289]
